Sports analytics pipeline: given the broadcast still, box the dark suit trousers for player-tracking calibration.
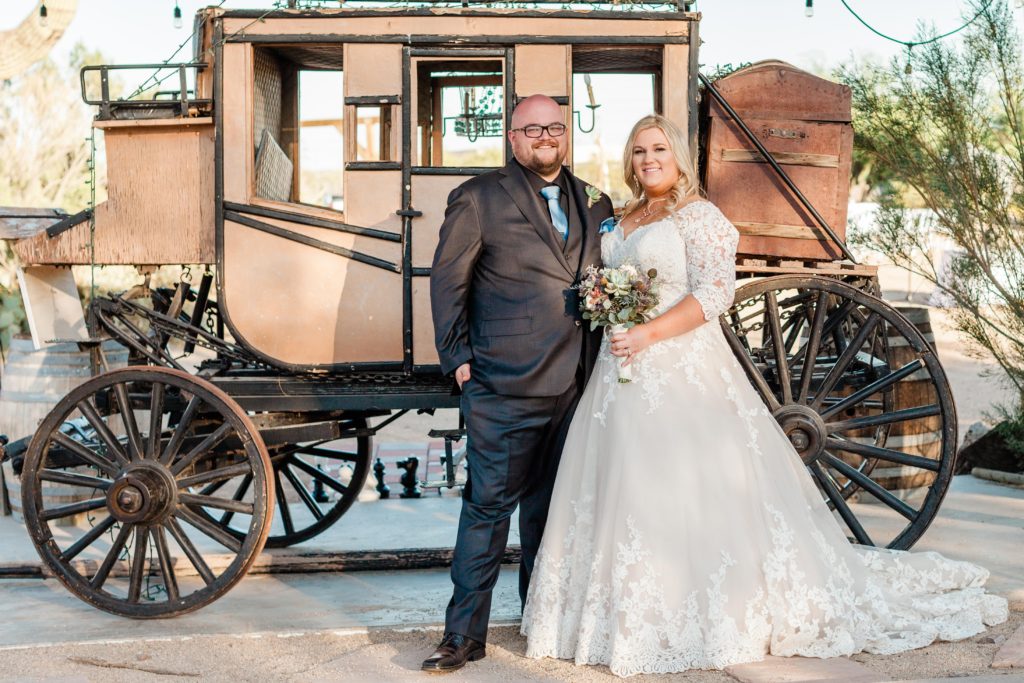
[445,372,584,644]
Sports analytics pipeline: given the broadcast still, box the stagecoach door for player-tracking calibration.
[406,45,573,371]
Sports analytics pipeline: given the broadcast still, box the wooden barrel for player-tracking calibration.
[0,336,128,442]
[863,306,941,502]
[0,336,128,525]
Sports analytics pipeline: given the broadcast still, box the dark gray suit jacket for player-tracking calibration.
[430,160,614,397]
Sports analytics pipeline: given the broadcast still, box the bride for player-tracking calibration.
[519,114,1008,677]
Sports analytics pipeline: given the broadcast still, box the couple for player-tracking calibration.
[426,95,1007,676]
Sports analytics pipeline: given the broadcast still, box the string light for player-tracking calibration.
[805,0,814,18]
[173,1,183,29]
[839,0,994,49]
[39,2,48,28]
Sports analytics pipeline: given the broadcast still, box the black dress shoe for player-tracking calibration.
[421,633,486,672]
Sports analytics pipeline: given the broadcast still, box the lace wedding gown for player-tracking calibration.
[520,200,1008,677]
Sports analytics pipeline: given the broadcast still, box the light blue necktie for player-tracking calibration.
[539,185,569,242]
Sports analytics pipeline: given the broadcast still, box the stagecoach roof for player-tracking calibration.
[213,3,697,19]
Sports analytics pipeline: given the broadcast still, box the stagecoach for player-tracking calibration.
[0,2,954,618]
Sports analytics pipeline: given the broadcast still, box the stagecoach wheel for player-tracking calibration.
[194,420,372,548]
[722,275,957,550]
[20,367,274,618]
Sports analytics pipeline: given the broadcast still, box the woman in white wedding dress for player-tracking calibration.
[520,115,1008,677]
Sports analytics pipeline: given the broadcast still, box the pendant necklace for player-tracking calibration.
[633,197,666,223]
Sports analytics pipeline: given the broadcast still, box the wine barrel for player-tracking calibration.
[865,306,941,501]
[0,336,128,525]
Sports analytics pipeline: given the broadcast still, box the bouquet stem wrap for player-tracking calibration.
[610,323,633,383]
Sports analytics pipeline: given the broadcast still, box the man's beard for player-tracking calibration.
[521,145,563,176]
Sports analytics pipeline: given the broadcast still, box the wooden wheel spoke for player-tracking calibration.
[40,496,108,522]
[281,463,325,521]
[826,404,941,433]
[76,400,130,469]
[765,291,792,404]
[288,456,348,494]
[127,526,150,603]
[821,359,925,420]
[50,432,120,479]
[180,492,254,515]
[113,383,144,462]
[274,468,296,537]
[781,307,809,372]
[719,319,782,411]
[153,527,180,602]
[728,311,753,354]
[165,517,215,586]
[823,453,917,521]
[175,505,243,553]
[295,447,361,461]
[198,477,230,497]
[825,436,941,472]
[39,467,112,491]
[219,472,253,527]
[798,291,830,403]
[810,462,875,546]
[170,422,234,476]
[147,382,165,460]
[177,462,252,489]
[90,522,134,590]
[810,312,882,411]
[60,516,117,562]
[160,396,201,466]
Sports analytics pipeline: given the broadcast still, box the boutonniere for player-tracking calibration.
[599,217,617,234]
[584,184,603,209]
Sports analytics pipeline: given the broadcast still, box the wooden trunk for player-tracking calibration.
[703,61,853,261]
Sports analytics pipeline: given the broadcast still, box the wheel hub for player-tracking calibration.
[107,462,177,524]
[773,404,828,465]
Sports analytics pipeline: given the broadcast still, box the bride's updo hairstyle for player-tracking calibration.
[621,114,701,217]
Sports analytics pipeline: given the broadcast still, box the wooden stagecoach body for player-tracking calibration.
[0,4,960,620]
[14,6,700,374]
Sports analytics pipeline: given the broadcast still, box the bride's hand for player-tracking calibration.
[610,325,653,366]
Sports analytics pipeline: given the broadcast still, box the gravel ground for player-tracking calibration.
[1,609,1020,682]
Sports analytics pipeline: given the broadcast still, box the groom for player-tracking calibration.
[425,94,613,672]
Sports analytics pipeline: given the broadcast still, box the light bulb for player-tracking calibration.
[39,2,48,27]
[805,0,814,17]
[173,3,183,29]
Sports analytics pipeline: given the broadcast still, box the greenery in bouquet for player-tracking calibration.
[575,264,659,331]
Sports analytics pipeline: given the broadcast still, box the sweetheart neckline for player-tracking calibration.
[616,200,708,242]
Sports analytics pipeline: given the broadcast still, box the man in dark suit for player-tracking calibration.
[423,95,613,672]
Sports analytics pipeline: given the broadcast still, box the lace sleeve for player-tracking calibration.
[681,202,739,321]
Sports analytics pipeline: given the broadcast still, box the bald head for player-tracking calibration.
[509,94,568,180]
[511,95,562,129]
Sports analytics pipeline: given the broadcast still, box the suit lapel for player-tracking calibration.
[499,162,573,276]
[567,173,597,278]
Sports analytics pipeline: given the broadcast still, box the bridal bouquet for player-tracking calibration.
[575,264,659,383]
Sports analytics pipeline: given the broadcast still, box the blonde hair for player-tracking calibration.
[621,114,701,217]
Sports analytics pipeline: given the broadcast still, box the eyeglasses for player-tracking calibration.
[511,123,567,138]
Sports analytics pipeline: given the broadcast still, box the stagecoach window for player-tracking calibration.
[297,70,345,209]
[352,105,393,162]
[571,46,661,206]
[252,45,345,212]
[415,60,504,168]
